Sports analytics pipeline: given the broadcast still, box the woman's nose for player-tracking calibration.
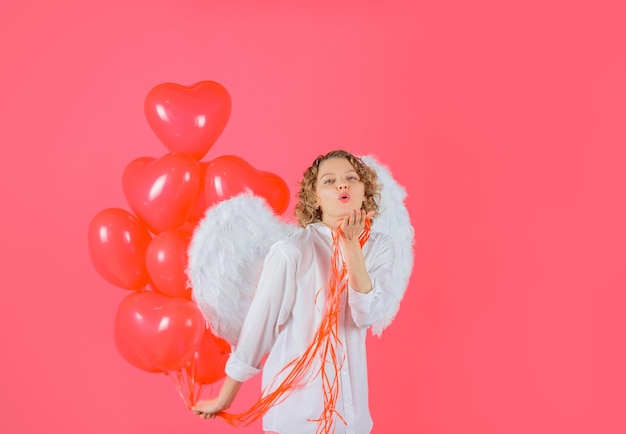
[337,183,348,190]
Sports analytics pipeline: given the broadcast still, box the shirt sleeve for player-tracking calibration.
[225,241,297,382]
[348,233,397,329]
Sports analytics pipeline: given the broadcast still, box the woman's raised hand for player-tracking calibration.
[338,209,375,241]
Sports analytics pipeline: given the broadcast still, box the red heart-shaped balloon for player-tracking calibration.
[144,81,232,160]
[114,291,206,372]
[113,311,162,373]
[145,228,192,299]
[122,153,201,234]
[204,155,290,215]
[87,208,152,290]
[188,328,230,385]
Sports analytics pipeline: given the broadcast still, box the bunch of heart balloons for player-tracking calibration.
[87,81,290,407]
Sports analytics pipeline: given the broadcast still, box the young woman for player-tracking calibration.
[192,150,397,434]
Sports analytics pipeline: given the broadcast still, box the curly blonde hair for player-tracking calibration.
[294,150,380,228]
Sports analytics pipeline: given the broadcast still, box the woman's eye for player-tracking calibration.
[324,179,334,184]
[348,176,359,181]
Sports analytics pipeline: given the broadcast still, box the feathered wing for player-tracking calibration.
[187,194,299,346]
[361,155,415,336]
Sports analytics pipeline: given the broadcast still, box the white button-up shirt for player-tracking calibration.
[226,222,395,434]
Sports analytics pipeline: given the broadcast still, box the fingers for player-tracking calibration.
[345,209,367,226]
[338,210,369,240]
[193,405,218,420]
[194,410,216,419]
[341,210,358,225]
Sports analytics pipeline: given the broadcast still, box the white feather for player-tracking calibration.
[361,155,415,336]
[187,194,298,346]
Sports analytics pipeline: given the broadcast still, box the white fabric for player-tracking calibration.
[226,222,396,434]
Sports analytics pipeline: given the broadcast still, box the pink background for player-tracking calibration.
[1,0,625,433]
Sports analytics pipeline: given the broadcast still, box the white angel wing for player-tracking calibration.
[187,194,299,346]
[361,155,415,336]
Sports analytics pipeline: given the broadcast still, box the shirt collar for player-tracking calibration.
[310,221,333,238]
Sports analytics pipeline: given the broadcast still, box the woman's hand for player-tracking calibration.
[192,397,226,419]
[338,210,375,242]
[192,376,242,419]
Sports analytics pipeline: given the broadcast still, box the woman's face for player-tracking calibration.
[315,157,366,227]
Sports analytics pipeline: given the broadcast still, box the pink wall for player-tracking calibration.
[1,0,625,433]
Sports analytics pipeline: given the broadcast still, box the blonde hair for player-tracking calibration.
[294,150,380,227]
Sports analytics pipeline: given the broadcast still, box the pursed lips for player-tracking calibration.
[338,193,350,203]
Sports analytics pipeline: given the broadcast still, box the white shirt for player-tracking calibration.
[226,222,395,434]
